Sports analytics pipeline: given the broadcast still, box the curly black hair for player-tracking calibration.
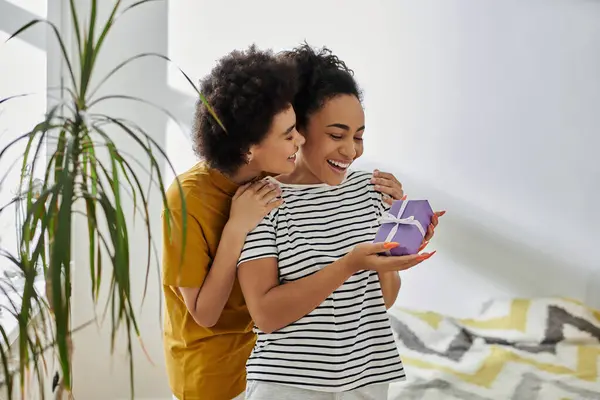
[279,43,362,131]
[193,45,298,174]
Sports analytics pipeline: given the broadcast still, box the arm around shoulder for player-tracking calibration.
[169,179,284,328]
[178,223,249,328]
[163,198,248,328]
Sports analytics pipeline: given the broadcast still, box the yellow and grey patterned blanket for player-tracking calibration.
[388,297,600,399]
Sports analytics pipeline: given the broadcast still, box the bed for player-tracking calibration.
[387,297,600,399]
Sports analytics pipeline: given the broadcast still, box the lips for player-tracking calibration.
[327,159,351,173]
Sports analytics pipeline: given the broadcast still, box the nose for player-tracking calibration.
[294,130,306,147]
[339,140,357,160]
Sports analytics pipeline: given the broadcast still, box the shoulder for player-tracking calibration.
[344,169,375,191]
[346,169,388,211]
[164,162,215,213]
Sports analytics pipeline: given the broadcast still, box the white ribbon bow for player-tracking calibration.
[378,201,426,254]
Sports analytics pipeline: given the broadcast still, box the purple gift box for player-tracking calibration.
[373,199,434,256]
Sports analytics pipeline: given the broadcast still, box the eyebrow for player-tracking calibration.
[283,124,296,135]
[326,123,366,132]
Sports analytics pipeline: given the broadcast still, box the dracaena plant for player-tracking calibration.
[0,0,222,398]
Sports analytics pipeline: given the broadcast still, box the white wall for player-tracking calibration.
[56,0,599,398]
[357,0,600,315]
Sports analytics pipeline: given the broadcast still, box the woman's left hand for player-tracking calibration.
[371,169,445,251]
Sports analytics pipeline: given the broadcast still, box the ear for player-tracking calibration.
[245,148,254,164]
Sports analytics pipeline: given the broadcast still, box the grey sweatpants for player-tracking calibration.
[245,381,389,400]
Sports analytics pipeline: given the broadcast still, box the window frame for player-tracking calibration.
[0,0,63,340]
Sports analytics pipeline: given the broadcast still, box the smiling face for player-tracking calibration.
[248,105,305,176]
[293,94,365,185]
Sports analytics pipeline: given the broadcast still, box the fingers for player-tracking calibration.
[380,250,436,271]
[239,180,279,201]
[232,182,252,200]
[380,253,422,271]
[249,180,269,193]
[373,184,404,201]
[238,180,268,200]
[373,170,401,185]
[256,181,280,200]
[424,223,435,242]
[424,210,445,241]
[384,242,399,250]
[432,211,445,227]
[383,193,408,205]
[266,198,284,213]
[261,189,283,206]
[370,176,395,188]
[416,250,436,261]
[372,170,407,202]
[364,241,399,255]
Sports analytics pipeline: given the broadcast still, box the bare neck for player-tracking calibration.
[227,164,263,185]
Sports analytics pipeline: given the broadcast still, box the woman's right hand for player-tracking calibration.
[229,180,283,234]
[343,242,435,273]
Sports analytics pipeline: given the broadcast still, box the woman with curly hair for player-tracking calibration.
[162,45,304,400]
[237,44,443,399]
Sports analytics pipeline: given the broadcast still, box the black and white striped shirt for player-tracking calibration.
[238,170,406,392]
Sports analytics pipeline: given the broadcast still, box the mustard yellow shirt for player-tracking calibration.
[162,162,255,400]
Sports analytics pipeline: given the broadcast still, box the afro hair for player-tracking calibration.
[279,43,362,131]
[193,44,298,174]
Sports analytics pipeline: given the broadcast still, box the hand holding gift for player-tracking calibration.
[374,199,445,256]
